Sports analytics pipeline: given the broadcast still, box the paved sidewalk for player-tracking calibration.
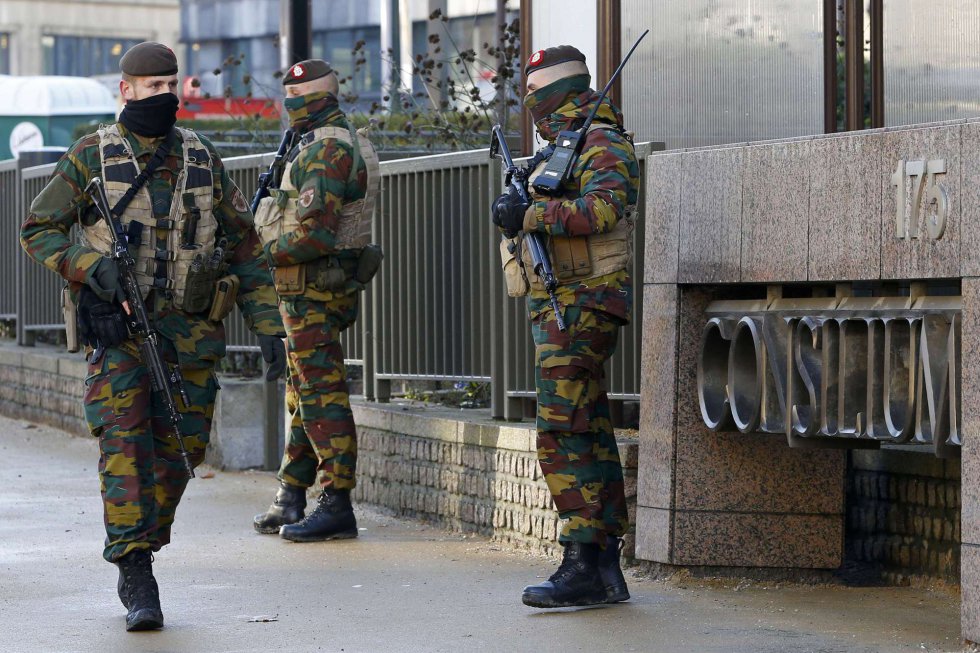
[0,416,963,653]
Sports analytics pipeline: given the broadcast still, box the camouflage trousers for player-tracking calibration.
[277,295,359,491]
[531,306,628,545]
[84,345,217,562]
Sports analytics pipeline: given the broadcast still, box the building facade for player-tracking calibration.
[181,0,509,111]
[0,0,180,77]
[524,0,980,148]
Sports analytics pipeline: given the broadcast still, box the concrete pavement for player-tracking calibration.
[0,415,963,653]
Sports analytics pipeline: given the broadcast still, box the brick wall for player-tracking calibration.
[846,449,960,583]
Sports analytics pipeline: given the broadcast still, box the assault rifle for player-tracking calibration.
[84,177,196,479]
[250,128,295,214]
[489,126,566,332]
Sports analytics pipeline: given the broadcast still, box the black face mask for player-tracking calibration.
[119,93,179,137]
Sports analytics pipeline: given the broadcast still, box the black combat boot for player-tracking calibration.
[116,549,164,631]
[279,488,358,543]
[598,535,630,603]
[253,481,307,534]
[521,542,606,608]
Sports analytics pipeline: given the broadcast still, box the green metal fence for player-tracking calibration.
[3,141,658,418]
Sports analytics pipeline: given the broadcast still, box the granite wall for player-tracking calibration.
[640,118,980,640]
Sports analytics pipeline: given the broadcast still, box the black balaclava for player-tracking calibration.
[119,93,179,137]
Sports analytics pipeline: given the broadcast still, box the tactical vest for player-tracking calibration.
[81,125,216,311]
[519,125,635,293]
[254,124,380,296]
[255,125,380,249]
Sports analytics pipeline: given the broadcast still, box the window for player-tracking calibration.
[312,26,382,102]
[42,35,141,77]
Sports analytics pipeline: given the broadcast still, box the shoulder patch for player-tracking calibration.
[298,187,315,209]
[232,188,249,213]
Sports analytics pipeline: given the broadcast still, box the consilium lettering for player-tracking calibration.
[696,297,961,458]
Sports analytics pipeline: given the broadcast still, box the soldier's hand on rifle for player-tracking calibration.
[258,335,286,382]
[77,287,129,348]
[89,258,127,305]
[492,186,530,238]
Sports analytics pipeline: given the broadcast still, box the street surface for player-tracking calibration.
[0,416,963,652]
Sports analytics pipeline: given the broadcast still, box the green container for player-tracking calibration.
[0,75,117,161]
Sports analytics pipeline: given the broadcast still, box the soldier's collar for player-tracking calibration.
[119,123,170,157]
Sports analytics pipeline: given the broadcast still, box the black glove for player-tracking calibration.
[491,186,530,238]
[77,286,128,348]
[258,335,286,381]
[88,258,126,304]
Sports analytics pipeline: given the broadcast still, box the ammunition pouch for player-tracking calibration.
[62,284,80,353]
[521,215,633,292]
[273,264,306,296]
[355,244,384,286]
[308,257,348,292]
[207,274,240,322]
[253,191,291,246]
[183,262,218,315]
[499,236,530,297]
[551,235,592,280]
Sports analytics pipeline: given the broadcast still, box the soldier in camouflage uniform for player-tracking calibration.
[20,42,286,631]
[252,59,381,543]
[491,46,640,608]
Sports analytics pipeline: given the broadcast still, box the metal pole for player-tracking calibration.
[844,0,864,131]
[519,0,533,156]
[596,0,622,106]
[870,0,884,128]
[280,0,312,69]
[263,367,282,471]
[380,0,401,111]
[823,0,838,133]
[15,157,32,347]
[398,0,413,100]
[494,0,509,129]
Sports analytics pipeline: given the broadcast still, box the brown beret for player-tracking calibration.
[525,45,586,73]
[282,59,334,86]
[120,42,178,77]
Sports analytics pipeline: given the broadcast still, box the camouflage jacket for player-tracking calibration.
[20,123,285,369]
[265,99,369,272]
[525,92,640,323]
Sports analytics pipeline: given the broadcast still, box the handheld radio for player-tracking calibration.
[531,29,649,196]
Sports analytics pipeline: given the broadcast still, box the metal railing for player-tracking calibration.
[0,159,20,320]
[4,140,659,419]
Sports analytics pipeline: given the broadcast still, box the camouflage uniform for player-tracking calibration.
[20,124,284,562]
[263,93,368,492]
[523,89,640,546]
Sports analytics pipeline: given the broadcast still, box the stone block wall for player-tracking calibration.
[351,403,639,558]
[0,343,88,436]
[847,449,961,583]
